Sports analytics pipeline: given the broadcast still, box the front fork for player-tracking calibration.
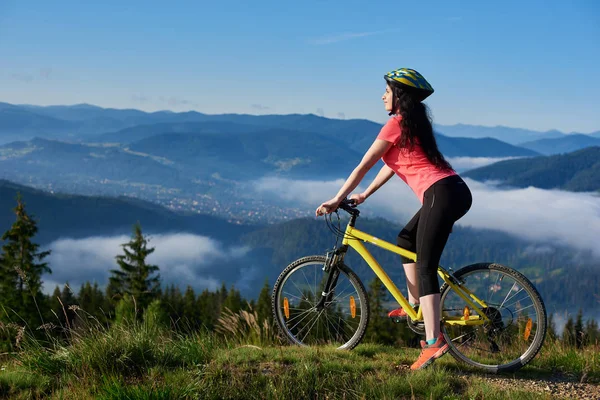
[315,246,347,311]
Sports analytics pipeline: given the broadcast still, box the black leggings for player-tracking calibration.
[396,175,472,297]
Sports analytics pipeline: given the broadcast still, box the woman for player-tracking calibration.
[315,68,472,370]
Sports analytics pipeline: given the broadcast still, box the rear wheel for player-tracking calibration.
[440,263,547,373]
[271,255,370,349]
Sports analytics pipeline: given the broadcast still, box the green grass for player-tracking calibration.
[0,318,596,399]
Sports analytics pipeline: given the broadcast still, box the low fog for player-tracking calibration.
[253,174,600,258]
[42,233,250,295]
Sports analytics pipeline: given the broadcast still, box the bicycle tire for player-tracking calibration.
[440,262,547,373]
[271,255,370,350]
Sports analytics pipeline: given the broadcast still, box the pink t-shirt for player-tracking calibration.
[377,116,456,204]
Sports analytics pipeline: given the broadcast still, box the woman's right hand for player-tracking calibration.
[349,193,366,205]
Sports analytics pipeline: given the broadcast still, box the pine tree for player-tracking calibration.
[563,316,575,347]
[90,282,107,320]
[182,285,198,331]
[60,282,77,329]
[574,309,584,349]
[364,278,395,345]
[196,288,217,330]
[162,284,183,328]
[256,279,272,326]
[49,286,64,326]
[78,282,93,312]
[0,193,51,329]
[547,312,557,340]
[218,282,228,312]
[584,318,599,346]
[223,285,243,313]
[108,223,161,313]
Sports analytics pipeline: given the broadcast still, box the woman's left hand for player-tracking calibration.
[315,198,341,216]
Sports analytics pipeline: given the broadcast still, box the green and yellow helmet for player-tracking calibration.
[384,68,434,102]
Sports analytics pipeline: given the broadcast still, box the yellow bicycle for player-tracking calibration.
[271,198,547,373]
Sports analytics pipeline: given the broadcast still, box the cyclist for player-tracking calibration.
[315,68,472,370]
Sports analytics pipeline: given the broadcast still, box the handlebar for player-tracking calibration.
[336,198,360,216]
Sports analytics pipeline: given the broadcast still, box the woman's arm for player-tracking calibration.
[331,139,392,201]
[316,139,392,216]
[363,164,395,199]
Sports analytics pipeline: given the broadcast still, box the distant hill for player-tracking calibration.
[434,123,567,145]
[0,102,76,142]
[90,119,539,159]
[0,179,253,245]
[463,147,600,192]
[85,121,262,144]
[519,134,600,155]
[0,137,185,186]
[435,135,539,157]
[0,128,362,184]
[127,129,363,179]
[6,101,590,152]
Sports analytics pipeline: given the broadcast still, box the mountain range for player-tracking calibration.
[0,102,598,225]
[2,102,599,148]
[519,134,600,155]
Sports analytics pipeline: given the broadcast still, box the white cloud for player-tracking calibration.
[42,233,250,295]
[446,156,522,173]
[458,180,600,257]
[252,176,600,257]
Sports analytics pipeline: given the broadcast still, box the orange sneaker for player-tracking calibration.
[387,304,418,322]
[410,332,449,370]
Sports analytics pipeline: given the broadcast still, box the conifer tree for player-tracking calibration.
[108,223,161,312]
[547,312,557,340]
[223,285,243,313]
[364,278,395,345]
[0,194,51,328]
[575,309,584,349]
[256,279,272,326]
[584,318,599,346]
[48,286,64,326]
[563,316,575,347]
[183,285,198,330]
[197,288,217,330]
[60,281,78,328]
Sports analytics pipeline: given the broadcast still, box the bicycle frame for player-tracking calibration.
[340,222,491,326]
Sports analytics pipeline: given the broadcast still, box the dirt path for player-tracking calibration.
[455,372,600,399]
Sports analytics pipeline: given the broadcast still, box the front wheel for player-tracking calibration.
[271,255,370,349]
[440,263,547,373]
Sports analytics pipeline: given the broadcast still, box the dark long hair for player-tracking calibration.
[390,84,453,172]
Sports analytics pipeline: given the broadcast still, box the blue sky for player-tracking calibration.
[0,0,598,132]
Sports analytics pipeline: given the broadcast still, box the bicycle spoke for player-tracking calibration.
[300,309,326,343]
[300,268,317,302]
[441,264,546,372]
[513,303,535,314]
[274,258,367,349]
[499,281,518,309]
[287,308,316,330]
[500,286,524,309]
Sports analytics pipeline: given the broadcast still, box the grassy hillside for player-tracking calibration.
[0,318,598,399]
